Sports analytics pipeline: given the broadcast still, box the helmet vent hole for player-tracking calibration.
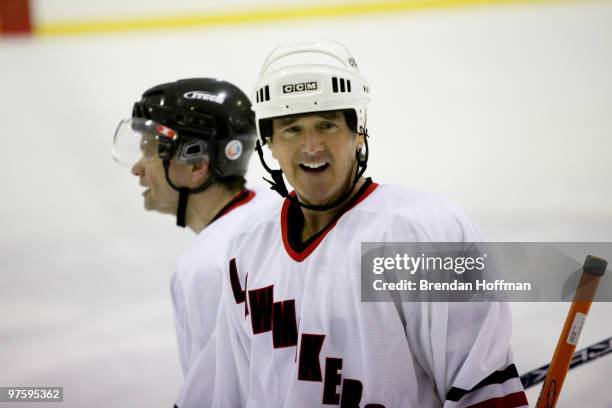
[186,145,201,155]
[256,86,270,103]
[331,77,350,93]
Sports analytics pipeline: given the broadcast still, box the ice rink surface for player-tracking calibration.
[1,1,611,406]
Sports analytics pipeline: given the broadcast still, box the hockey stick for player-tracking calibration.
[535,255,607,408]
[520,336,612,389]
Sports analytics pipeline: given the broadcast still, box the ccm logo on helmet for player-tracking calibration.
[282,82,318,94]
[183,91,226,104]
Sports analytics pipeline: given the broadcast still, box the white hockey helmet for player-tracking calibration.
[252,39,370,143]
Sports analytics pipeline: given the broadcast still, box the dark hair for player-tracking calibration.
[260,109,358,140]
[217,175,247,193]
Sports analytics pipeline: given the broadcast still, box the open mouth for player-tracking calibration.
[299,162,329,173]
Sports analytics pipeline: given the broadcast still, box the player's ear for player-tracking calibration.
[190,158,210,186]
[356,133,364,150]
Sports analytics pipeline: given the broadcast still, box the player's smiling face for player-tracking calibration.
[270,111,362,206]
[131,138,179,215]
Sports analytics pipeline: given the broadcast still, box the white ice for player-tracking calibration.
[1,1,611,406]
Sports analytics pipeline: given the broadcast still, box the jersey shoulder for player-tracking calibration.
[353,184,484,242]
[230,189,283,242]
[175,187,280,279]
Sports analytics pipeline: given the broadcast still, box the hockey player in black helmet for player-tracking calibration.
[112,78,276,408]
[113,78,258,228]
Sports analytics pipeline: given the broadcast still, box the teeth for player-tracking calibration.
[301,162,327,169]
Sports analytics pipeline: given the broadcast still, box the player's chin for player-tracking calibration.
[143,195,155,211]
[298,185,342,207]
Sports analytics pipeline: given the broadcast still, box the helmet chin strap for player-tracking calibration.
[163,160,218,227]
[255,128,369,212]
[176,187,190,227]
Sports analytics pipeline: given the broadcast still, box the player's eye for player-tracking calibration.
[319,121,338,131]
[283,126,302,135]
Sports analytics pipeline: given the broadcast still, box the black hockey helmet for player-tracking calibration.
[132,78,256,179]
[115,78,257,227]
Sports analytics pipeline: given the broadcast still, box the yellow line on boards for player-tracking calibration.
[35,0,589,37]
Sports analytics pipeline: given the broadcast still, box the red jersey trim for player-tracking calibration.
[214,190,256,222]
[281,182,379,262]
[465,391,528,408]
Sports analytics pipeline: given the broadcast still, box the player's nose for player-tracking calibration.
[131,160,144,177]
[300,128,325,156]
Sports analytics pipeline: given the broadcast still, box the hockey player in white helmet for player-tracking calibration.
[112,78,277,408]
[213,41,528,407]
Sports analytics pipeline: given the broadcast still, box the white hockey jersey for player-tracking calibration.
[170,187,277,408]
[214,179,528,408]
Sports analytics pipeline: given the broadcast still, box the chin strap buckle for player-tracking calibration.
[257,138,291,198]
[263,169,289,198]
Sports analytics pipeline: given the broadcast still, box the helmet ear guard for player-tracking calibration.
[175,139,209,165]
